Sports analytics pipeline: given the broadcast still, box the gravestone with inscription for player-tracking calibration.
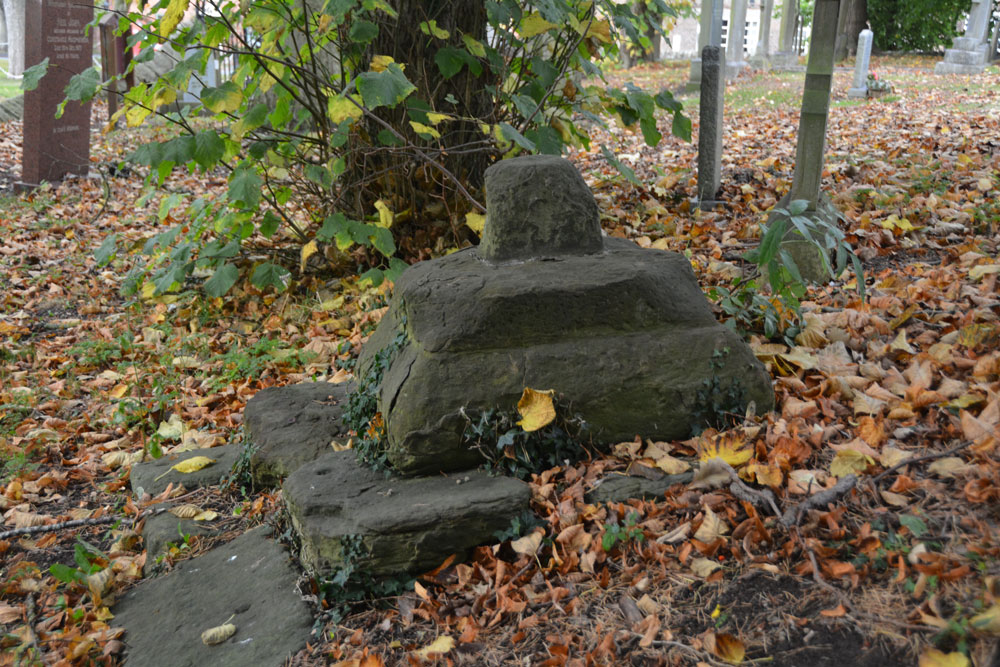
[21,0,93,187]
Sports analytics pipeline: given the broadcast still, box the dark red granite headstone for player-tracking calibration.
[21,0,94,187]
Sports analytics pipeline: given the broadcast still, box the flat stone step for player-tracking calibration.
[140,504,223,574]
[245,382,351,486]
[130,446,239,498]
[283,450,530,577]
[112,527,313,667]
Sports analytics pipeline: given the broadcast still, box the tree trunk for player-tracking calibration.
[842,0,868,56]
[2,0,24,76]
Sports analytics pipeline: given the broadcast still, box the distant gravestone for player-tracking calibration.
[21,0,93,187]
[751,0,775,68]
[725,0,750,77]
[98,14,132,127]
[773,0,799,68]
[847,29,873,99]
[697,45,724,210]
[935,0,995,75]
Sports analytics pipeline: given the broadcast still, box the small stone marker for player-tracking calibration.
[935,0,995,75]
[21,0,93,187]
[847,29,873,99]
[697,45,724,209]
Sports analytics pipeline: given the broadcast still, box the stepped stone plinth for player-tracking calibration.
[358,155,774,476]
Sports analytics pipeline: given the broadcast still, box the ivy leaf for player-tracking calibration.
[21,58,49,92]
[203,263,239,297]
[250,262,291,291]
[357,63,416,110]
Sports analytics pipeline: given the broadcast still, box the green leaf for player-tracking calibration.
[193,130,225,170]
[671,111,692,142]
[899,514,928,538]
[160,0,190,36]
[228,167,262,209]
[94,233,119,267]
[349,19,378,43]
[419,19,449,39]
[64,67,101,102]
[525,126,563,155]
[498,123,536,151]
[260,210,281,238]
[788,199,810,216]
[369,226,395,257]
[201,81,243,114]
[358,267,385,287]
[639,116,661,147]
[599,145,640,186]
[203,263,239,297]
[250,262,291,291]
[49,563,81,584]
[306,164,333,189]
[357,63,416,109]
[21,58,49,92]
[757,217,787,267]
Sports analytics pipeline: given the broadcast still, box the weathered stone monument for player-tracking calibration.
[847,29,873,99]
[772,0,842,282]
[751,0,775,68]
[20,0,93,187]
[697,45,725,209]
[687,0,716,90]
[935,0,995,75]
[772,0,800,68]
[726,0,750,77]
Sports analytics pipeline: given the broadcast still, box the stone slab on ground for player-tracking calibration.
[585,472,694,505]
[130,445,239,498]
[112,527,313,667]
[283,451,530,576]
[245,382,351,486]
[140,504,222,573]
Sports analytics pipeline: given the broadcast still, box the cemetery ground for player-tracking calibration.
[0,54,998,666]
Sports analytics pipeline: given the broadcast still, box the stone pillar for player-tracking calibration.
[697,45,725,210]
[774,0,799,67]
[751,0,775,67]
[99,14,133,127]
[774,0,841,281]
[726,0,750,77]
[687,0,716,89]
[847,29,873,98]
[20,0,94,188]
[935,0,995,74]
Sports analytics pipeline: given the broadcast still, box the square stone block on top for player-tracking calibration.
[357,155,775,476]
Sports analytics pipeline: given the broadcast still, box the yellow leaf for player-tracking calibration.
[414,635,455,660]
[585,19,612,43]
[698,434,752,467]
[168,504,202,519]
[86,567,114,604]
[141,281,157,299]
[968,264,1000,280]
[690,557,721,577]
[159,0,189,37]
[777,347,818,370]
[371,56,396,72]
[409,120,441,139]
[654,454,690,475]
[969,603,1000,635]
[156,414,186,440]
[830,448,871,478]
[510,528,544,557]
[516,388,556,432]
[462,34,486,58]
[465,212,485,235]
[918,648,970,667]
[201,621,237,645]
[713,633,745,665]
[327,95,363,124]
[151,86,177,109]
[519,12,558,38]
[976,177,992,192]
[374,200,394,228]
[426,112,449,125]
[171,355,200,369]
[890,330,916,354]
[173,456,216,474]
[693,507,729,543]
[109,384,129,399]
[194,510,219,521]
[301,240,318,273]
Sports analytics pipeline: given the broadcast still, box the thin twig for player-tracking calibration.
[630,634,729,667]
[0,505,174,541]
[780,474,857,527]
[870,440,973,485]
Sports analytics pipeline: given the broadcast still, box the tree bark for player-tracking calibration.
[2,0,24,76]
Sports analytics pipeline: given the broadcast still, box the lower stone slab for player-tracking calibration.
[245,382,352,486]
[112,527,313,667]
[140,504,221,574]
[283,451,531,577]
[130,446,239,498]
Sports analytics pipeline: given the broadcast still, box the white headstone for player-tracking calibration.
[847,29,873,98]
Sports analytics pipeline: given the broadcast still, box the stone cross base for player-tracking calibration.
[770,51,799,69]
[935,40,990,74]
[847,86,868,99]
